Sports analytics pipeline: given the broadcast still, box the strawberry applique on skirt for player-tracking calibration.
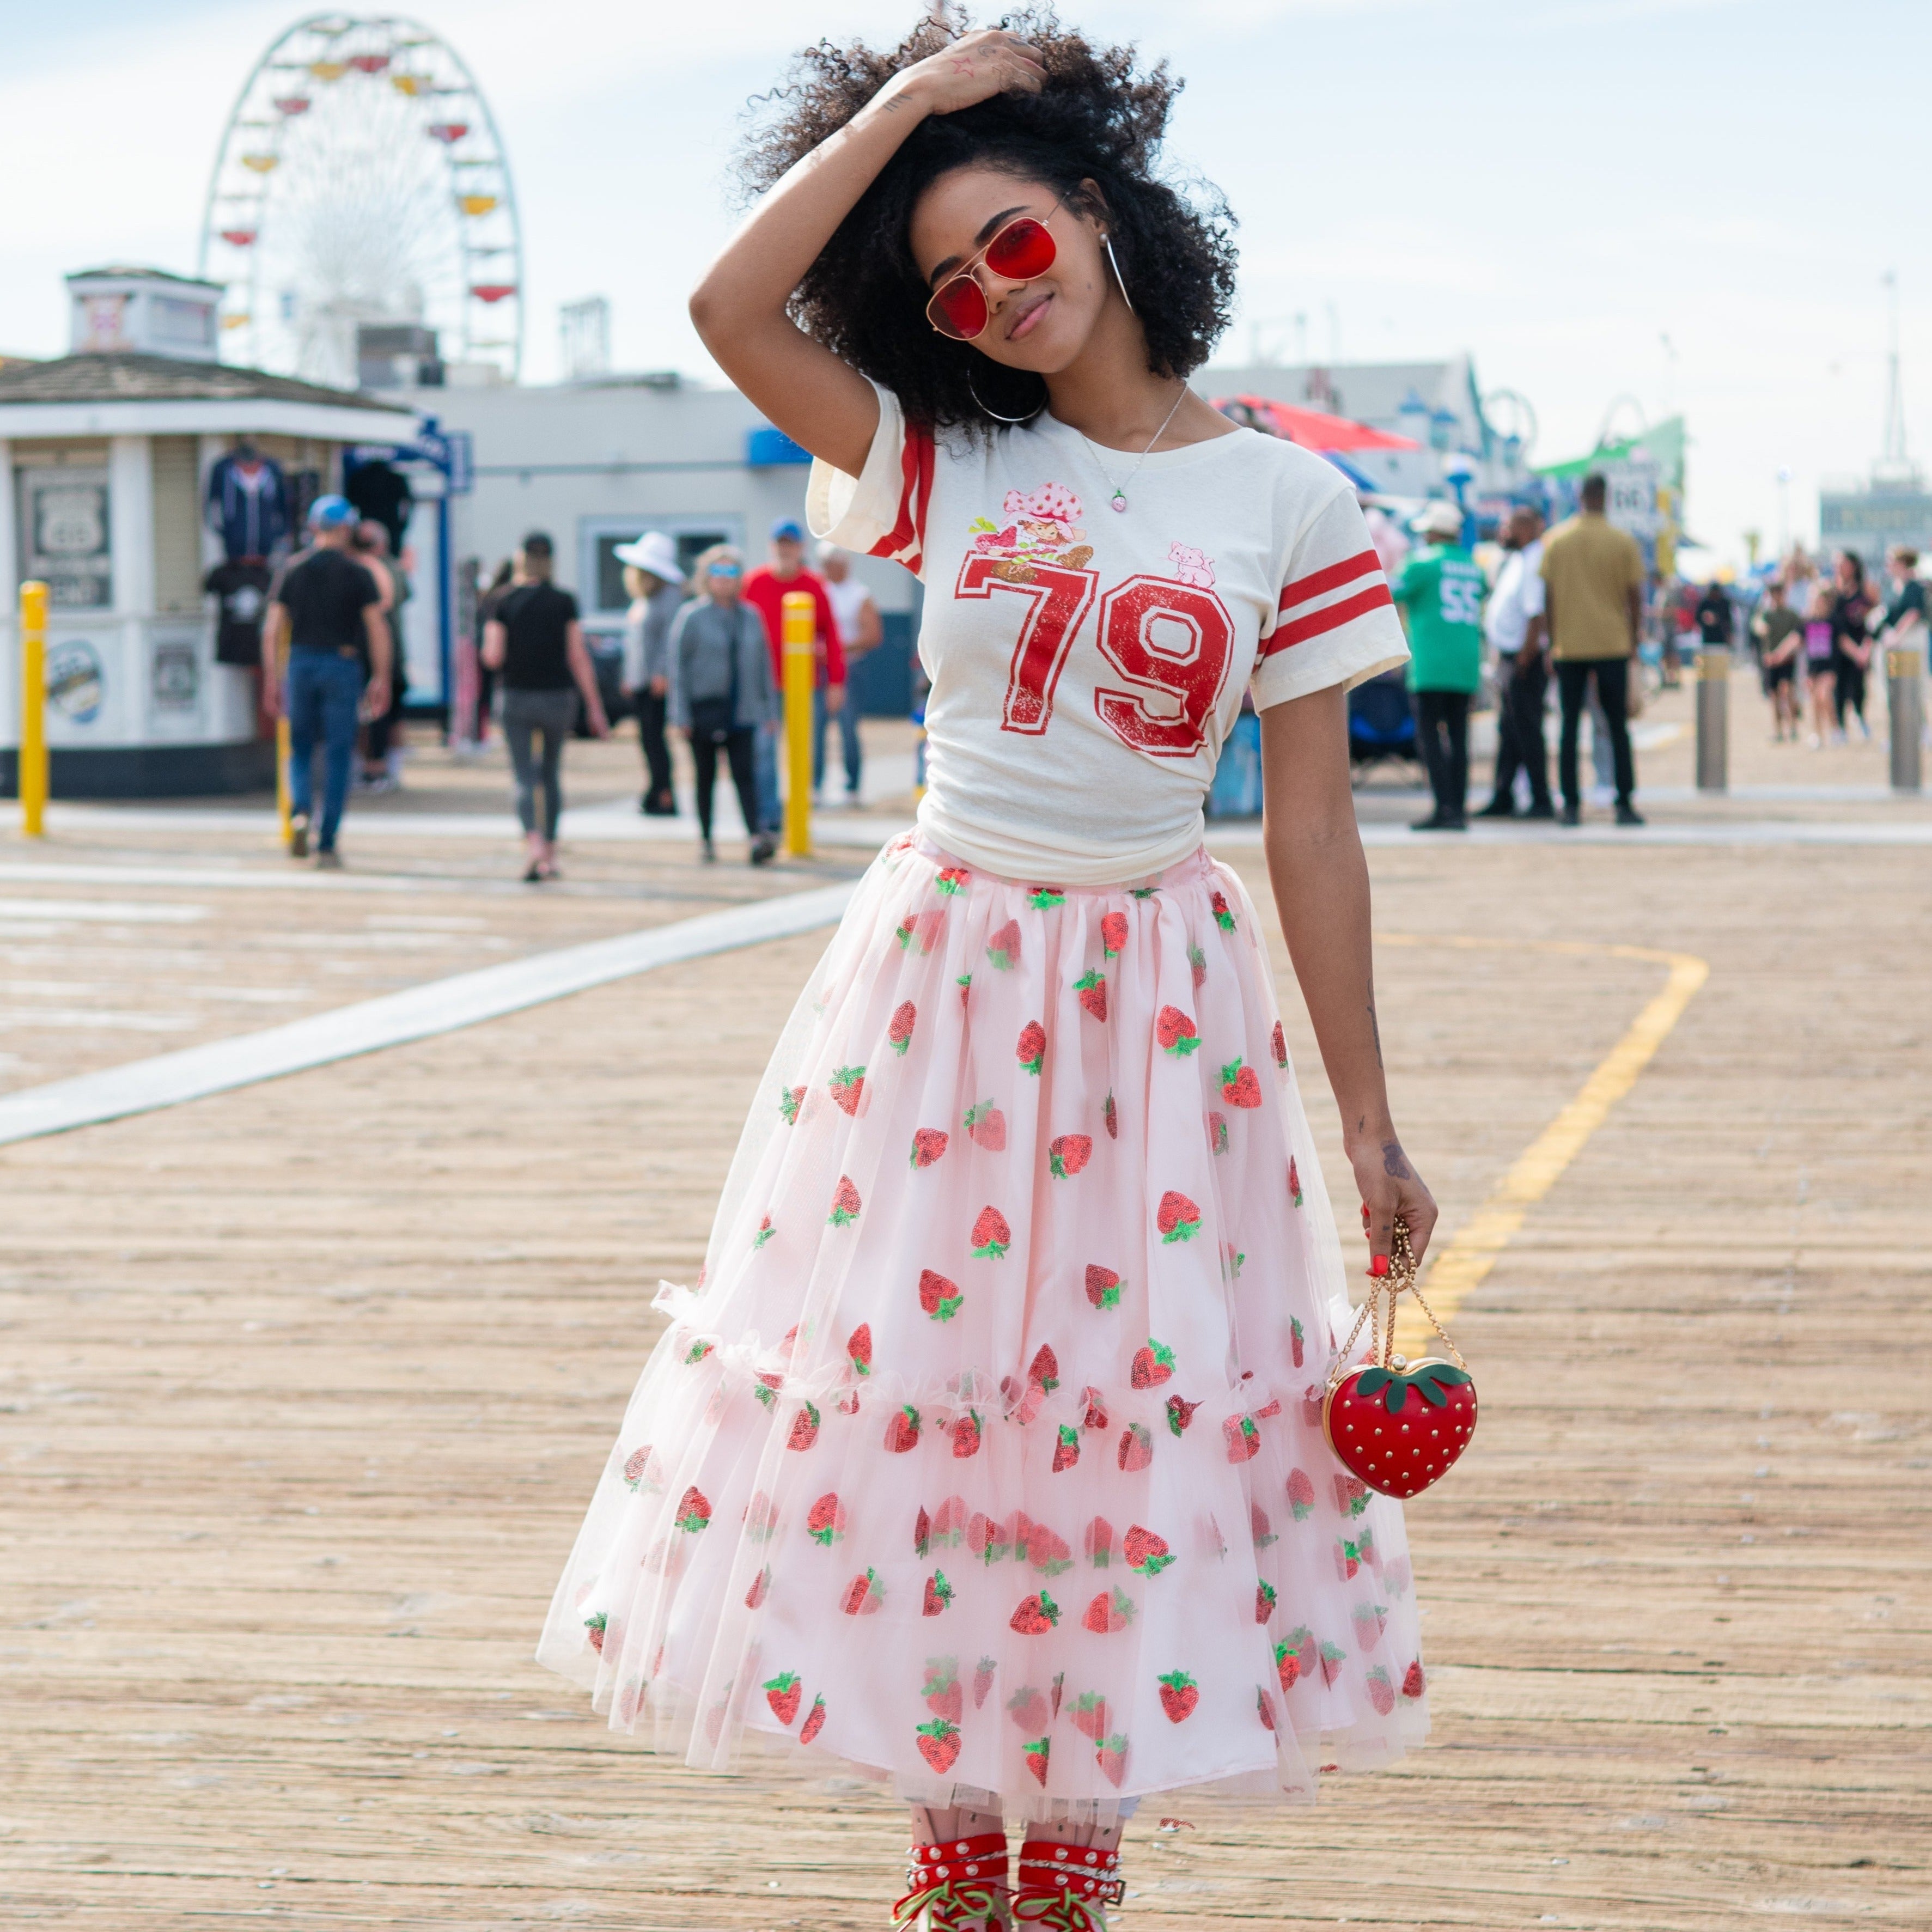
[537,834,1428,1817]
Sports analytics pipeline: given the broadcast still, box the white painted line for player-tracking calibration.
[0,882,857,1148]
[0,860,460,895]
[0,897,208,923]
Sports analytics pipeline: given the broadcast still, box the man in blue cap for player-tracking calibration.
[744,517,845,830]
[263,494,393,867]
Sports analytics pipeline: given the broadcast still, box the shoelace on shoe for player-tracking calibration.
[893,1833,1009,1929]
[1010,1839,1123,1929]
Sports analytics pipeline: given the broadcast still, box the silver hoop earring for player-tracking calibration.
[967,367,1046,425]
[1104,234,1134,313]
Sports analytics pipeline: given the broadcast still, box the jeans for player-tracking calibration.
[1411,689,1470,821]
[285,647,364,850]
[693,728,761,844]
[633,686,675,809]
[813,688,863,796]
[753,720,782,832]
[1556,657,1635,808]
[1487,651,1551,810]
[502,687,578,840]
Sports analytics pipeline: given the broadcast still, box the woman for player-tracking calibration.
[668,545,778,865]
[482,532,609,881]
[1829,551,1874,741]
[1801,583,1838,748]
[618,532,688,815]
[538,22,1439,1925]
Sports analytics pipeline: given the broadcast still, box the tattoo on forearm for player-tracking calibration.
[1381,1140,1413,1180]
[1367,999,1383,1070]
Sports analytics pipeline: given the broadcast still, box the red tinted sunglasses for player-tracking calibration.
[925,210,1059,340]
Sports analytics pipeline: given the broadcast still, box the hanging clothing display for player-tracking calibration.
[205,451,290,561]
[204,558,275,667]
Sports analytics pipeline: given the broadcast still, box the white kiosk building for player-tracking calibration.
[1,268,412,796]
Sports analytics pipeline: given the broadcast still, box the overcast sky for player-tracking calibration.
[5,0,1926,567]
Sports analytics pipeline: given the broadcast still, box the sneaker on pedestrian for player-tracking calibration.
[750,834,777,866]
[1614,802,1645,826]
[315,848,343,870]
[1521,800,1557,821]
[288,813,309,859]
[1410,813,1466,832]
[1559,802,1582,826]
[1473,798,1515,819]
[700,837,718,864]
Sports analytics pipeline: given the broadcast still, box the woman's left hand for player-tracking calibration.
[1345,1130,1438,1276]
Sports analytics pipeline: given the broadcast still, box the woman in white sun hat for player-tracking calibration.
[616,531,688,816]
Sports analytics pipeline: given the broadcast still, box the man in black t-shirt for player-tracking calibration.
[262,495,392,867]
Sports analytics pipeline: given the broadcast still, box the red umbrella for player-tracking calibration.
[1212,394,1418,453]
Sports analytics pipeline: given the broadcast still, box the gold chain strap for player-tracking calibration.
[1325,1220,1467,1394]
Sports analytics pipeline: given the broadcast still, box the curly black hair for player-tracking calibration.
[736,8,1238,434]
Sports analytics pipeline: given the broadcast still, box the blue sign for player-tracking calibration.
[746,424,811,467]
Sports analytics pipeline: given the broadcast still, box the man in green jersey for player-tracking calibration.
[1392,499,1485,831]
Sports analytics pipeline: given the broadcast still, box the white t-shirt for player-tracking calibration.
[822,574,874,657]
[1485,538,1546,655]
[807,384,1408,884]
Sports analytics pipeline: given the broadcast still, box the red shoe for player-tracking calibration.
[1011,1838,1123,1928]
[893,1831,1009,1929]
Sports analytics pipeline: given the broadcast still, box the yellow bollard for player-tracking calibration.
[781,588,815,857]
[18,580,49,838]
[276,714,294,848]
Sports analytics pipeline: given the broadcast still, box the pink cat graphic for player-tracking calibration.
[1167,543,1216,588]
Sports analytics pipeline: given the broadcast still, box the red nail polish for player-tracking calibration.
[1369,1255,1389,1278]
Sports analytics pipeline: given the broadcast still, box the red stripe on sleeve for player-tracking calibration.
[1276,548,1383,614]
[868,422,936,569]
[1260,580,1394,659]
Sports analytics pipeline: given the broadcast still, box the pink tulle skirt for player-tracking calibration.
[535,833,1427,1820]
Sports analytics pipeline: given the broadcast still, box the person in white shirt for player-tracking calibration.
[538,23,1443,1916]
[1475,504,1554,818]
[815,543,882,802]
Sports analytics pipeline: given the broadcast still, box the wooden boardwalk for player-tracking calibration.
[2,706,1929,1928]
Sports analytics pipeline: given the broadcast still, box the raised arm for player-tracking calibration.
[1259,687,1438,1272]
[688,28,1043,476]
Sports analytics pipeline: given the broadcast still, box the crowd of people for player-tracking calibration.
[1389,469,1647,830]
[468,516,881,873]
[1738,545,1925,748]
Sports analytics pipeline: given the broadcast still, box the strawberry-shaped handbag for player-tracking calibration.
[1321,1220,1476,1500]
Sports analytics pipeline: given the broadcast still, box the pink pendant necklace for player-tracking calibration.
[1075,384,1189,513]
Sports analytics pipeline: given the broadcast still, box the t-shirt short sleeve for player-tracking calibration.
[1251,485,1410,710]
[805,381,936,578]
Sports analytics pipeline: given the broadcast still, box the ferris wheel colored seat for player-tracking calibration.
[220,230,258,248]
[272,95,310,115]
[308,60,348,81]
[349,53,390,74]
[471,285,516,304]
[428,121,469,143]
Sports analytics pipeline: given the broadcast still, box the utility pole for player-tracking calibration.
[1880,270,1908,474]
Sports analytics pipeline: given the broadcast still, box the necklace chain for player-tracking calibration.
[1070,383,1189,513]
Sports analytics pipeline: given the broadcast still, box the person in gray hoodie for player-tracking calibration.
[669,544,778,864]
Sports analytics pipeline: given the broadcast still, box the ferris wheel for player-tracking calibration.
[198,13,523,389]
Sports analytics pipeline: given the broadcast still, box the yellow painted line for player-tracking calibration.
[1376,935,1710,1352]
